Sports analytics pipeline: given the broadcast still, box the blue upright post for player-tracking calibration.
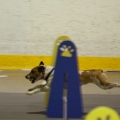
[46,41,83,118]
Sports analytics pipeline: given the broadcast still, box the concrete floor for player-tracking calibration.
[0,70,120,120]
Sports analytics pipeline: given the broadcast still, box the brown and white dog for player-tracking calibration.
[25,61,120,95]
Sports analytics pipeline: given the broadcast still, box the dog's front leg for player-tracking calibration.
[40,76,52,92]
[26,85,43,95]
[28,85,42,91]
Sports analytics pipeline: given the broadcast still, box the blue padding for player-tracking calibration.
[46,41,83,118]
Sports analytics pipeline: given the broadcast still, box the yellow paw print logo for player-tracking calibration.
[60,45,74,57]
[85,106,120,120]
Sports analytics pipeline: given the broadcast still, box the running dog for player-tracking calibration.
[25,61,120,95]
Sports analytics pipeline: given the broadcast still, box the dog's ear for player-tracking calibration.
[39,61,44,66]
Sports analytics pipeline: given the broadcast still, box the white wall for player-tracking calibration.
[0,0,120,56]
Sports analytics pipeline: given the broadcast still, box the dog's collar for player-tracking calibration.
[44,68,55,81]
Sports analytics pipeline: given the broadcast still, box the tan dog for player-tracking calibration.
[25,61,120,95]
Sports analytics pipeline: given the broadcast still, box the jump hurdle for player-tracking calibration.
[45,37,83,119]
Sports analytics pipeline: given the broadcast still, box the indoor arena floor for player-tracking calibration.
[0,70,120,120]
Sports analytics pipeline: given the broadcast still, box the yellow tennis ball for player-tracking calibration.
[85,106,120,120]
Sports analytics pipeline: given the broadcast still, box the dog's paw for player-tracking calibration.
[110,82,120,88]
[113,82,120,87]
[26,88,41,95]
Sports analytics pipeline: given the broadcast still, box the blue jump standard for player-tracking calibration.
[46,41,83,118]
